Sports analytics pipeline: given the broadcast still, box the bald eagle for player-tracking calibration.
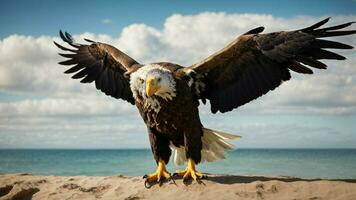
[55,18,355,185]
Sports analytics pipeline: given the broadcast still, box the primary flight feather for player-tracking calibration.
[54,18,355,185]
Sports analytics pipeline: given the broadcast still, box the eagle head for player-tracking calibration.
[130,64,176,102]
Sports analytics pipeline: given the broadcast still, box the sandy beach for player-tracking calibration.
[1,173,356,200]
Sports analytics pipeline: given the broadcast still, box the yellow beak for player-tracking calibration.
[146,77,160,97]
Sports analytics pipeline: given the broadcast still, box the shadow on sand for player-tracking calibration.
[206,175,356,184]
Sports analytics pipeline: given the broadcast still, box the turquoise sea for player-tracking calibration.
[0,149,356,179]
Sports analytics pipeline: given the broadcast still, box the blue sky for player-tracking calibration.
[0,0,355,149]
[1,0,356,38]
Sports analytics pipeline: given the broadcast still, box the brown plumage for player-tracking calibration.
[181,18,355,113]
[55,18,355,184]
[134,63,203,164]
[54,31,140,104]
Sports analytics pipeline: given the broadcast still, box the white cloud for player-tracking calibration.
[0,35,87,95]
[0,13,355,117]
[0,96,136,117]
[2,115,355,149]
[117,24,167,62]
[1,12,356,148]
[0,116,147,148]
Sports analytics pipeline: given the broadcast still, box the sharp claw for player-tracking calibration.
[143,166,171,187]
[183,178,190,185]
[144,180,152,189]
[169,176,176,185]
[196,178,204,185]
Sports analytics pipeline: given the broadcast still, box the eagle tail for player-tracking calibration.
[171,128,241,165]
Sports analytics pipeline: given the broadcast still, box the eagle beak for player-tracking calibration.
[146,77,160,97]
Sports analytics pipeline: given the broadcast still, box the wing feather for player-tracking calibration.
[313,39,353,49]
[64,64,84,74]
[179,19,355,113]
[55,30,142,104]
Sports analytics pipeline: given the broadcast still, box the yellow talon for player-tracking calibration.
[175,158,206,181]
[144,159,171,183]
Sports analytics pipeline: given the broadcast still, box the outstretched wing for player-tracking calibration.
[179,18,355,113]
[54,31,141,104]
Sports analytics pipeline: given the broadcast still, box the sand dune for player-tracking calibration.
[1,173,356,200]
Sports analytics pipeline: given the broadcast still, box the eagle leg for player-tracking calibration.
[174,158,207,182]
[143,159,171,184]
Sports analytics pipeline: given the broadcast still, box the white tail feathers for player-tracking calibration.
[170,128,241,166]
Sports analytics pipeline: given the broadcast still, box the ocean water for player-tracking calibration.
[0,149,355,179]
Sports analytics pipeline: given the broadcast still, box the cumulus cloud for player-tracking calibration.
[2,113,355,149]
[0,35,90,95]
[1,13,356,149]
[0,96,136,117]
[0,12,355,118]
[0,116,147,148]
